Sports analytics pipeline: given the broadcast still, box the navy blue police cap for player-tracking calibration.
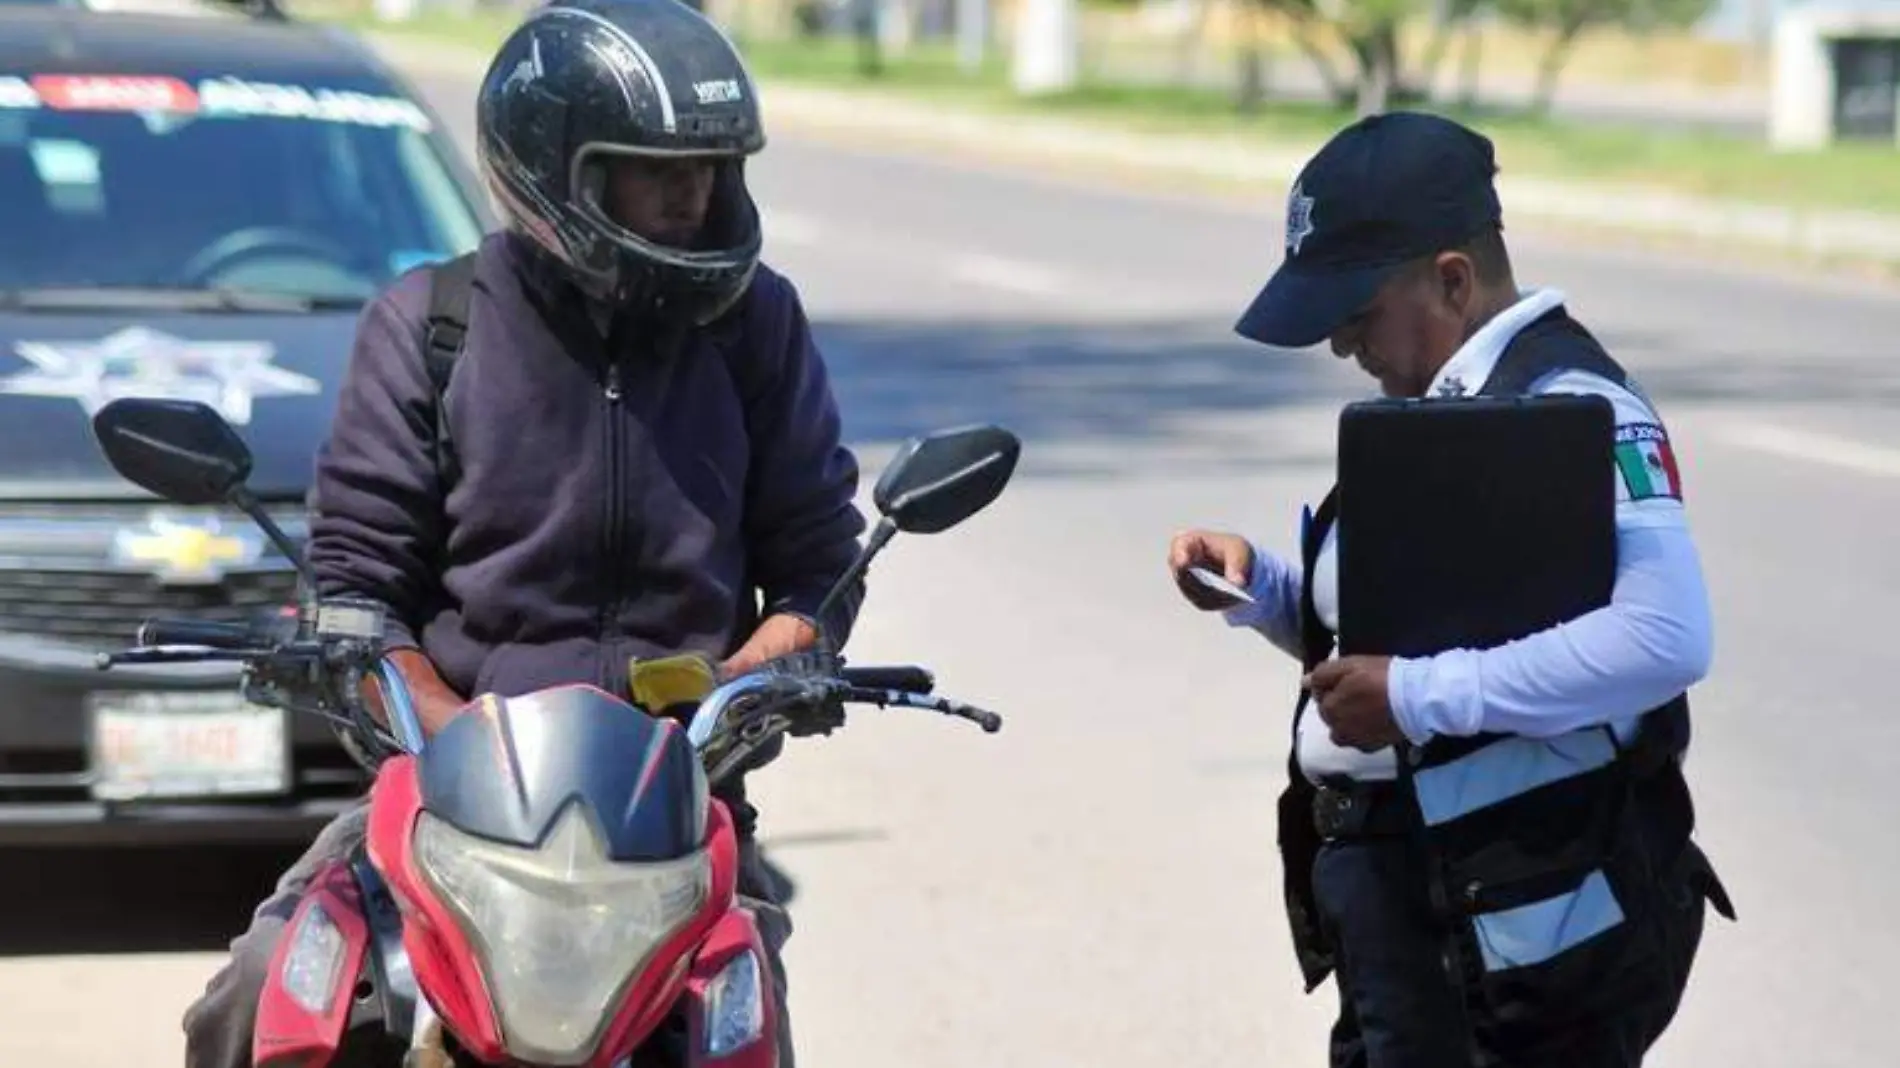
[1235,111,1503,350]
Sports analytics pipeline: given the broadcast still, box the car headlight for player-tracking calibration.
[703,950,766,1058]
[413,802,712,1065]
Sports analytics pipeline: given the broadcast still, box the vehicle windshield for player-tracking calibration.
[0,73,486,304]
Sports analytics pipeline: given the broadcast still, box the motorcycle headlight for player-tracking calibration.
[414,803,712,1065]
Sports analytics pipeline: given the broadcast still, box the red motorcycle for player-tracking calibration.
[89,396,1019,1068]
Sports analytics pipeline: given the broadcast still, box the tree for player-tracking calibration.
[1251,0,1431,117]
[1493,0,1715,112]
[1415,0,1490,95]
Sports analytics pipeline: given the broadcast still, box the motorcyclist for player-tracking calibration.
[181,1,864,1064]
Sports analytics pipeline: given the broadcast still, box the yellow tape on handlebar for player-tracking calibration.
[628,653,720,716]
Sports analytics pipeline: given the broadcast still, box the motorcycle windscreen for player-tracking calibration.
[420,683,709,858]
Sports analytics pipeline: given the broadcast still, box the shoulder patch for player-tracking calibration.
[1613,422,1683,501]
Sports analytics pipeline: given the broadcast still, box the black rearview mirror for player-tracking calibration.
[806,423,1022,652]
[91,396,314,589]
[91,397,254,505]
[872,424,1022,534]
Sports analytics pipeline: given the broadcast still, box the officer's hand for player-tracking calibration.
[1167,529,1255,611]
[1304,656,1406,752]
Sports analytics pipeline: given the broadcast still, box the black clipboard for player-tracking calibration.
[1335,394,1618,660]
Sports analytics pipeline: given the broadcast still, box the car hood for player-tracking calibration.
[0,309,354,501]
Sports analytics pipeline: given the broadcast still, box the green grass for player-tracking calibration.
[329,8,1900,217]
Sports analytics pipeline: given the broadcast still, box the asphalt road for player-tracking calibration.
[5,59,1897,1067]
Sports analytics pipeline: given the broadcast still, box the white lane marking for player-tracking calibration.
[945,253,1068,297]
[1716,423,1900,478]
[761,209,824,247]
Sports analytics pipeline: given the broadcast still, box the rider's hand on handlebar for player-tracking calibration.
[719,613,822,680]
[752,648,845,681]
[1167,529,1256,611]
[365,649,469,739]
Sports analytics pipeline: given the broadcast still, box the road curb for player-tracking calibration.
[365,31,1900,265]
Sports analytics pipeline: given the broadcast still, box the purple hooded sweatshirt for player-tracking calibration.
[305,232,866,704]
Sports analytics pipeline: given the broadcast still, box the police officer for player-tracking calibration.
[183,2,862,1065]
[1167,112,1734,1067]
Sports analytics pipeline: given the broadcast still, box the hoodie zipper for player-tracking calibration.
[599,356,626,649]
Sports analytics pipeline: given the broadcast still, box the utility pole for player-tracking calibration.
[1011,0,1080,94]
[957,0,988,73]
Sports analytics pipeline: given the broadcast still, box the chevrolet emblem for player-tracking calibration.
[111,514,261,583]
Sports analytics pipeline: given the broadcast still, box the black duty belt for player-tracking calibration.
[1312,778,1419,840]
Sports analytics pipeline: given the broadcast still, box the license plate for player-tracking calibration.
[87,690,290,802]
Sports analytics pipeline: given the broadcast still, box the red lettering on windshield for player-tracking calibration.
[30,75,200,113]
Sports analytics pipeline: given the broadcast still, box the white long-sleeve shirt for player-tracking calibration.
[1223,289,1715,782]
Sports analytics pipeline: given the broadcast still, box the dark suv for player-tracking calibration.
[0,0,492,845]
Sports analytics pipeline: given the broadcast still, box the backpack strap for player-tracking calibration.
[421,252,478,490]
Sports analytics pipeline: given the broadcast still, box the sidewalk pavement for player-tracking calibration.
[370,32,1900,267]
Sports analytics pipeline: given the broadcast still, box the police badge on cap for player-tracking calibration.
[1285,180,1316,259]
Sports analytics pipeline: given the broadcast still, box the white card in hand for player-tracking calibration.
[1188,566,1255,604]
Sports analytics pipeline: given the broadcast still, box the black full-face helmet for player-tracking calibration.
[475,0,766,325]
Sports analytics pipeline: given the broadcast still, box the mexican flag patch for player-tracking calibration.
[1614,423,1683,501]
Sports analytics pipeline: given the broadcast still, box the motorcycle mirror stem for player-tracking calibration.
[808,515,897,655]
[214,482,322,637]
[224,483,318,592]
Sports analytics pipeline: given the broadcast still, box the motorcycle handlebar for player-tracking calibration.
[102,617,999,758]
[839,665,935,694]
[135,617,257,650]
[686,666,1002,753]
[689,666,1002,790]
[374,656,428,755]
[845,686,1003,733]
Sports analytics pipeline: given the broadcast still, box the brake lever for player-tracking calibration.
[935,698,1003,733]
[845,687,1003,733]
[93,644,263,668]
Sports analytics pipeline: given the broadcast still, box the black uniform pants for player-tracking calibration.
[182,798,795,1068]
[1311,799,1706,1068]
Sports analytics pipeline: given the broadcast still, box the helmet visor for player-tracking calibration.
[571,143,756,269]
